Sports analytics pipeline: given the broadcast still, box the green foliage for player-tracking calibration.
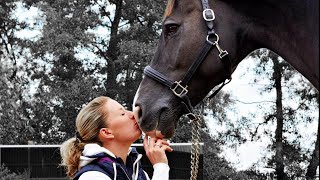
[3,0,172,145]
[267,139,309,178]
[0,164,24,180]
[28,0,99,57]
[243,49,319,177]
[0,0,34,144]
[170,96,263,179]
[6,0,168,144]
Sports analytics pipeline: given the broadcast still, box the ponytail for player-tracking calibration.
[60,138,86,177]
[60,96,109,178]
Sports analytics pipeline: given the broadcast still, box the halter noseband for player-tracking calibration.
[144,0,232,118]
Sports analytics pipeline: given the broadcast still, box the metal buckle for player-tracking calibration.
[171,81,188,97]
[203,9,215,21]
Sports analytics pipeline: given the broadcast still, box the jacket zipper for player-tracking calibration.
[119,165,131,180]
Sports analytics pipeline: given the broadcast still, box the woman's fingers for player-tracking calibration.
[155,140,162,147]
[160,144,173,152]
[144,135,173,152]
[154,139,173,152]
[156,139,169,146]
[143,135,148,149]
[143,135,173,165]
[149,137,156,148]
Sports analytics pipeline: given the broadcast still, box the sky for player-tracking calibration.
[12,1,319,173]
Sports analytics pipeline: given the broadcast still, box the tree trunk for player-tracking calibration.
[306,118,320,179]
[272,57,288,180]
[105,0,122,98]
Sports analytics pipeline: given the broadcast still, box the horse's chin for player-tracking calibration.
[138,112,180,139]
[141,116,177,138]
[144,130,166,139]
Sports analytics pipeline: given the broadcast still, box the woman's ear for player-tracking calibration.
[99,128,114,140]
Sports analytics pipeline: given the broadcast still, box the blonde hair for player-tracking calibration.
[60,96,110,178]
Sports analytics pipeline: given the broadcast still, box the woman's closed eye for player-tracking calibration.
[119,107,126,116]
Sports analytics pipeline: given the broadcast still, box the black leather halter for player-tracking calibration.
[144,0,232,119]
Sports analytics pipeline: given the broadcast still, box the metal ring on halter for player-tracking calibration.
[206,33,219,45]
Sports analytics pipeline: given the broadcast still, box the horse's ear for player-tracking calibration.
[99,128,114,140]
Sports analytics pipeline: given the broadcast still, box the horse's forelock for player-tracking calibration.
[164,0,177,19]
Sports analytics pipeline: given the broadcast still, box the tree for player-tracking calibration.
[267,139,309,179]
[0,164,25,180]
[0,0,34,144]
[306,118,319,179]
[288,76,319,179]
[246,49,319,178]
[10,0,105,142]
[272,53,288,179]
[26,53,105,142]
[17,0,167,143]
[108,0,166,108]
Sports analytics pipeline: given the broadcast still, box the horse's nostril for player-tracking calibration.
[134,102,143,117]
[133,106,142,121]
[138,107,142,118]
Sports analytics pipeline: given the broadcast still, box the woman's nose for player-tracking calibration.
[128,111,134,119]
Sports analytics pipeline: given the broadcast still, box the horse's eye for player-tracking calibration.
[165,24,179,36]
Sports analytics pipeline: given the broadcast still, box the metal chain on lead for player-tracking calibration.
[190,115,201,180]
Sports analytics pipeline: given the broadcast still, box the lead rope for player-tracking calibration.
[190,115,201,180]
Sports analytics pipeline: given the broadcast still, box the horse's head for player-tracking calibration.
[134,0,237,138]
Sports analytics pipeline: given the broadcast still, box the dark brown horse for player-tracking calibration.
[133,0,319,138]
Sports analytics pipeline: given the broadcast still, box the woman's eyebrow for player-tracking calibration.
[119,107,126,112]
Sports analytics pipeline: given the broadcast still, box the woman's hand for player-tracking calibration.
[143,135,173,165]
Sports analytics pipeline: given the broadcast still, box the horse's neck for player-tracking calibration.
[225,0,319,90]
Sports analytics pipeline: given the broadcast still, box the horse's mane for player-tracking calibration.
[164,0,176,19]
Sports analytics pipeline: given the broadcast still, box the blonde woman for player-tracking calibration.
[60,96,172,180]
